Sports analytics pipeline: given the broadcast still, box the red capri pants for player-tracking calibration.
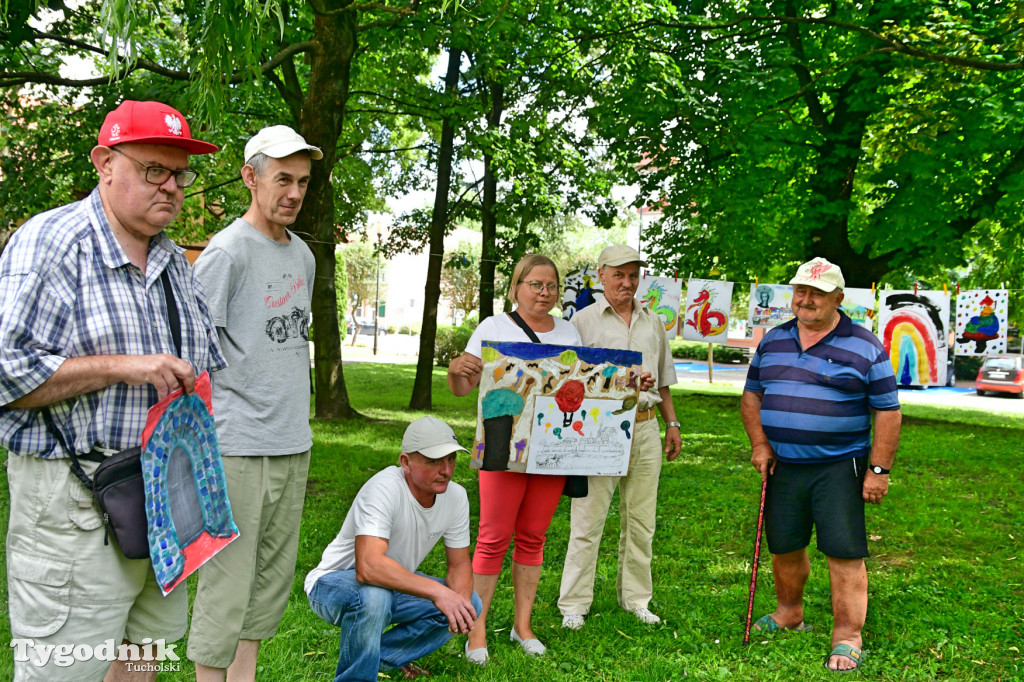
[472,470,566,575]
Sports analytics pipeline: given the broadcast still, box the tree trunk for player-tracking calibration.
[479,79,503,322]
[299,8,359,419]
[410,47,462,410]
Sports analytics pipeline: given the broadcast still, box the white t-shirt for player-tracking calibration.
[304,466,470,594]
[465,313,581,357]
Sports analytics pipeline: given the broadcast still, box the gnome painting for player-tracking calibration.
[955,290,1009,356]
[473,341,642,476]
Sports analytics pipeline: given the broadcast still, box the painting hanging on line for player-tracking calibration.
[682,279,734,344]
[839,288,877,331]
[474,341,642,477]
[879,290,950,387]
[140,372,239,595]
[954,290,1009,356]
[638,273,682,339]
[747,283,793,329]
[562,266,603,320]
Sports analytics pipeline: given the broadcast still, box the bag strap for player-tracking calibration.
[40,408,94,490]
[160,267,182,357]
[507,311,541,344]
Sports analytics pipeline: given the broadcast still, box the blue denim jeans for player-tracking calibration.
[308,569,482,682]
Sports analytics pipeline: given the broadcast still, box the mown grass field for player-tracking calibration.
[2,363,1023,680]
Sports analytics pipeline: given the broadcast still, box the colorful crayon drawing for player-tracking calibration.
[879,290,950,387]
[682,279,734,344]
[140,372,238,595]
[562,266,603,320]
[474,341,641,476]
[639,273,682,339]
[839,288,876,331]
[747,284,793,329]
[955,290,1008,356]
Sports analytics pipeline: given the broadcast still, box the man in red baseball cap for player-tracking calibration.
[0,100,226,681]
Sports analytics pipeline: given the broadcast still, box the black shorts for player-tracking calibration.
[765,456,869,559]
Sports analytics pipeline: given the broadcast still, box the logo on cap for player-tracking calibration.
[109,123,121,141]
[809,261,832,280]
[165,114,183,136]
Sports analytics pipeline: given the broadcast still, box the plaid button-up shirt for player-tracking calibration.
[0,189,227,458]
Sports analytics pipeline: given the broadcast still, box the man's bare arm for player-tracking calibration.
[656,386,682,461]
[863,408,902,505]
[5,354,196,409]
[740,389,776,480]
[443,545,477,632]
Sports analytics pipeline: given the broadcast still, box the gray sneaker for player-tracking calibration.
[632,607,661,624]
[561,614,585,630]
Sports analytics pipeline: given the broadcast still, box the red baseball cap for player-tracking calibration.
[97,100,218,155]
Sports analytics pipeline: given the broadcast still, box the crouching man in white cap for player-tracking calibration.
[305,417,482,681]
[188,125,322,680]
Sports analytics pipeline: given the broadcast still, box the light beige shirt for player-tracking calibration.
[570,296,677,410]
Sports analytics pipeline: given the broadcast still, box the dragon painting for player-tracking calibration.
[686,288,728,338]
[640,280,677,332]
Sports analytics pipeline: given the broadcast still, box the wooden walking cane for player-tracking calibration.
[742,479,768,646]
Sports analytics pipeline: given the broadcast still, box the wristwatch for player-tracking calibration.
[665,421,681,429]
[869,464,890,475]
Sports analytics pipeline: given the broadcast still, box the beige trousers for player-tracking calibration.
[558,418,662,615]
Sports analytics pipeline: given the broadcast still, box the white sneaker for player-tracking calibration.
[561,614,585,630]
[632,607,661,625]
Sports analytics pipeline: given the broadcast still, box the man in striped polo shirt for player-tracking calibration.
[740,257,901,673]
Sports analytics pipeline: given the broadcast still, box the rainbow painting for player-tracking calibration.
[878,291,950,387]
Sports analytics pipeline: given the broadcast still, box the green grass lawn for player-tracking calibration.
[2,363,1023,680]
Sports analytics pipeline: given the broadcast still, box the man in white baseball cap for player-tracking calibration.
[305,417,481,680]
[189,125,322,680]
[741,256,901,672]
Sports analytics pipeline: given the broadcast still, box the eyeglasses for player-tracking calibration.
[111,148,199,188]
[521,281,559,294]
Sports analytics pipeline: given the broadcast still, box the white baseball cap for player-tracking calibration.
[790,257,845,292]
[244,125,323,164]
[401,416,468,459]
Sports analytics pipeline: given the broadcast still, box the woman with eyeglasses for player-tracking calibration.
[447,253,581,665]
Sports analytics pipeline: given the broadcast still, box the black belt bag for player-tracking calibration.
[86,447,148,559]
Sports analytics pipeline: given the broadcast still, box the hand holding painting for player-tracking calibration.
[449,353,483,380]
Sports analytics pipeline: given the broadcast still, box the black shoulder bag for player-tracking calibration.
[507,311,589,499]
[43,269,182,559]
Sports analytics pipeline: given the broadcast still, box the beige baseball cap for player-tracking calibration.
[790,257,845,292]
[401,416,468,459]
[597,244,647,270]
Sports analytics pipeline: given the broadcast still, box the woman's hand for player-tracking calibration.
[449,353,483,379]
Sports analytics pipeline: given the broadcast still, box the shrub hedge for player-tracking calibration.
[669,339,748,364]
[435,323,475,367]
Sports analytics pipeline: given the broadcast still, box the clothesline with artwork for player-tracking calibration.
[560,266,1016,389]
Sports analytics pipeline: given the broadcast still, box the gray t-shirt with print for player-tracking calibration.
[194,218,315,456]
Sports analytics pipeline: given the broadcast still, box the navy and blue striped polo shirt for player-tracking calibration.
[744,312,900,464]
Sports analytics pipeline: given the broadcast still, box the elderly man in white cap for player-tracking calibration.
[188,125,323,681]
[558,244,682,629]
[740,257,901,672]
[305,416,481,681]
